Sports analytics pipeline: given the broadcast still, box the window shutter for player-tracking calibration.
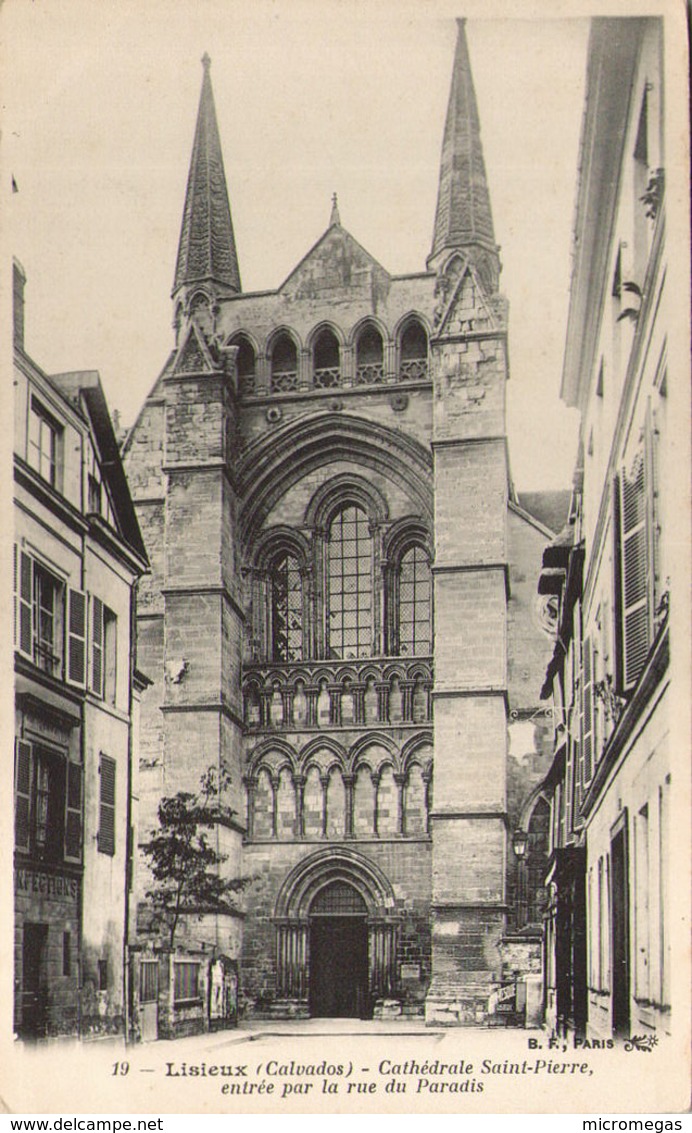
[66,587,87,687]
[582,636,594,787]
[15,740,32,851]
[17,549,33,660]
[644,402,660,621]
[618,453,651,690]
[91,596,104,696]
[13,544,18,650]
[64,761,83,862]
[98,754,116,855]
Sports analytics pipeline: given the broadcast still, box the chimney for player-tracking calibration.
[13,259,26,349]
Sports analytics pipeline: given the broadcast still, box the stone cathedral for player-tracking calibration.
[123,21,566,1024]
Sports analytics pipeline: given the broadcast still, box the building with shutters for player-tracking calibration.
[538,17,672,1039]
[123,22,567,1024]
[12,260,149,1038]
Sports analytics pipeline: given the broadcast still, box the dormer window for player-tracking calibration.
[88,474,102,515]
[28,398,61,488]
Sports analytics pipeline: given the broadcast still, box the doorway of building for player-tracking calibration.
[611,817,630,1036]
[22,923,49,1038]
[308,881,370,1018]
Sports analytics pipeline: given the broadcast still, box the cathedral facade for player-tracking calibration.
[123,21,563,1024]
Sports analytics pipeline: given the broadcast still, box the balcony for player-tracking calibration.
[270,369,299,393]
[399,358,428,381]
[313,367,340,389]
[354,362,385,386]
[242,655,433,732]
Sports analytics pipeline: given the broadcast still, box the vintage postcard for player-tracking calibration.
[1,0,689,1117]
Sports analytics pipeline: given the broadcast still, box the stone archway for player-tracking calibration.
[273,848,399,1017]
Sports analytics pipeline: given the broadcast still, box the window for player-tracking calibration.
[313,327,340,388]
[615,442,655,693]
[399,319,428,381]
[326,506,373,659]
[270,333,298,392]
[398,545,431,656]
[14,739,82,863]
[33,562,64,677]
[28,399,61,487]
[310,881,366,915]
[98,959,109,992]
[140,960,159,1004]
[232,334,256,395]
[580,636,594,788]
[634,804,650,1000]
[91,598,117,703]
[174,961,200,1003]
[63,932,71,977]
[269,553,303,661]
[88,474,102,515]
[13,547,87,687]
[633,90,650,278]
[98,754,116,856]
[355,325,384,385]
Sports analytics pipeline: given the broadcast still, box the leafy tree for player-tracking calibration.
[141,763,247,949]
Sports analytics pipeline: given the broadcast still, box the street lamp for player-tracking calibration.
[512,829,529,929]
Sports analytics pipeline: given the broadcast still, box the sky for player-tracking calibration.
[3,0,589,490]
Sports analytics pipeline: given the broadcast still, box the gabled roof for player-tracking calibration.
[517,490,572,535]
[173,54,241,298]
[50,370,148,565]
[279,221,390,300]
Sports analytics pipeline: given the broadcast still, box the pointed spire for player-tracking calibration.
[173,54,241,298]
[428,20,498,285]
[329,192,341,227]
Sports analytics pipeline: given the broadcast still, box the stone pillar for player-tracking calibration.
[352,681,366,725]
[400,679,415,722]
[343,773,355,839]
[275,920,309,1011]
[376,681,390,724]
[305,685,319,728]
[328,683,342,726]
[394,773,406,835]
[294,775,306,838]
[281,688,293,727]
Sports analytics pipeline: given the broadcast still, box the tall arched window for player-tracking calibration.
[327,506,373,659]
[313,328,340,389]
[269,552,303,661]
[355,324,384,386]
[399,319,428,381]
[271,333,298,392]
[231,334,256,394]
[398,545,431,656]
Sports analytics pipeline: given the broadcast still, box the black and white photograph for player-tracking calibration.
[2,0,690,1118]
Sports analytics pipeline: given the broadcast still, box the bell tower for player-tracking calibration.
[426,20,510,1024]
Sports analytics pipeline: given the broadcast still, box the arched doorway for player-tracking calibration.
[274,848,399,1019]
[309,881,368,1018]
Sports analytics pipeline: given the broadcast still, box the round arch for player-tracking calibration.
[304,472,389,531]
[238,412,432,545]
[251,524,312,573]
[275,846,396,919]
[273,848,400,1014]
